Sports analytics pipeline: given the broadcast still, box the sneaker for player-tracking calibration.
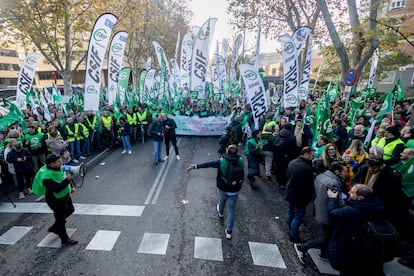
[73,159,79,163]
[318,253,328,261]
[18,192,25,200]
[294,243,305,264]
[158,159,164,163]
[176,155,180,160]
[128,150,132,155]
[164,156,169,161]
[225,229,232,240]
[122,150,127,154]
[61,238,78,245]
[216,204,224,218]
[79,156,87,160]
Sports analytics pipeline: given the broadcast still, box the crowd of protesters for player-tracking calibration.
[218,91,414,273]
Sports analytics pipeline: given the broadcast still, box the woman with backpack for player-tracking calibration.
[186,144,244,240]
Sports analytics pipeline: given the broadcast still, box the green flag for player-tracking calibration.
[376,92,393,122]
[0,100,28,131]
[392,79,404,100]
[396,157,414,197]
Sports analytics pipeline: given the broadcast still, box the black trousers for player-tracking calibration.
[46,195,75,241]
[165,134,179,156]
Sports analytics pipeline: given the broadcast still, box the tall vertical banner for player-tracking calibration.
[84,13,117,111]
[368,48,379,88]
[213,54,226,95]
[138,69,147,102]
[180,32,193,89]
[190,18,217,100]
[146,57,152,71]
[16,53,41,109]
[293,26,313,102]
[279,34,299,109]
[230,34,243,82]
[117,67,130,106]
[239,64,268,130]
[152,41,172,101]
[144,68,156,100]
[107,31,128,105]
[253,19,261,70]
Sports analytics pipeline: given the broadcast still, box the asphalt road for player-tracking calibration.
[0,136,324,276]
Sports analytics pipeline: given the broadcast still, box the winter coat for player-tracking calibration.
[46,137,71,164]
[327,196,386,273]
[285,156,315,208]
[314,170,344,225]
[6,148,33,174]
[163,117,177,138]
[148,120,164,142]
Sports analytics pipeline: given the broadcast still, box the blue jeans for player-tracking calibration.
[218,190,238,232]
[121,135,132,151]
[81,137,91,155]
[69,140,81,160]
[152,140,162,162]
[286,202,306,239]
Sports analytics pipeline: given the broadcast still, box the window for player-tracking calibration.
[0,63,19,71]
[379,71,396,84]
[0,77,18,85]
[389,0,406,10]
[38,71,62,80]
[0,49,18,57]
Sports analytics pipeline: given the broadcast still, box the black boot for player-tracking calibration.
[248,176,256,190]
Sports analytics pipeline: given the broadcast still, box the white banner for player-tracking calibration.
[213,54,226,93]
[175,115,228,136]
[368,48,379,88]
[107,31,128,105]
[293,26,312,54]
[299,35,313,102]
[84,13,117,111]
[190,18,217,99]
[144,68,156,100]
[230,34,243,82]
[253,19,261,70]
[170,58,181,89]
[180,32,193,89]
[16,53,41,109]
[239,64,268,130]
[153,41,172,100]
[279,34,299,109]
[146,57,152,71]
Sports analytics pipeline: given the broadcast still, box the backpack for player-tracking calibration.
[220,158,244,186]
[359,220,398,263]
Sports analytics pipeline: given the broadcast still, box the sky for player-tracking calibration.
[189,0,280,54]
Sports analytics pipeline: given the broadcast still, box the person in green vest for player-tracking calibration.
[85,110,102,152]
[376,125,405,168]
[244,129,263,190]
[126,108,138,144]
[24,124,46,173]
[77,116,91,157]
[100,110,114,149]
[137,105,149,143]
[32,154,78,245]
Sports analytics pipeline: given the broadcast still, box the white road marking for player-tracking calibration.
[86,230,121,251]
[248,241,287,269]
[0,226,33,245]
[37,228,77,248]
[0,202,144,217]
[194,236,223,262]
[138,232,170,255]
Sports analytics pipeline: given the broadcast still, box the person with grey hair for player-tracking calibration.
[6,141,33,199]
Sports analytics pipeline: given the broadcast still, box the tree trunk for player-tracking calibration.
[63,0,73,95]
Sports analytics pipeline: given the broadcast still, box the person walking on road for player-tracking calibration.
[32,154,78,245]
[186,144,244,240]
[148,114,165,166]
[161,113,180,160]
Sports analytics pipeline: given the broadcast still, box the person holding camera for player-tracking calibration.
[32,154,78,245]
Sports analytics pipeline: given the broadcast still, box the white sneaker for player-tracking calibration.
[225,228,232,240]
[122,150,126,154]
[79,156,86,160]
[176,155,180,160]
[216,204,224,218]
[164,156,169,161]
[128,150,132,155]
[73,159,79,163]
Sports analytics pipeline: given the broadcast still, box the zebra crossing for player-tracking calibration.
[0,225,287,269]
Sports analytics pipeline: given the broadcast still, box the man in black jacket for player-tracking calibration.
[285,146,315,243]
[186,144,244,240]
[148,114,165,166]
[161,113,180,160]
[6,142,33,200]
[273,123,296,189]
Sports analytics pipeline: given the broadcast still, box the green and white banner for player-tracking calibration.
[295,26,313,102]
[238,64,268,130]
[229,34,242,82]
[190,18,217,100]
[368,49,379,88]
[107,31,128,105]
[279,33,299,109]
[117,67,130,106]
[138,69,147,103]
[153,41,172,101]
[174,115,228,136]
[213,53,226,94]
[16,53,41,110]
[180,32,193,89]
[144,68,156,100]
[84,13,117,111]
